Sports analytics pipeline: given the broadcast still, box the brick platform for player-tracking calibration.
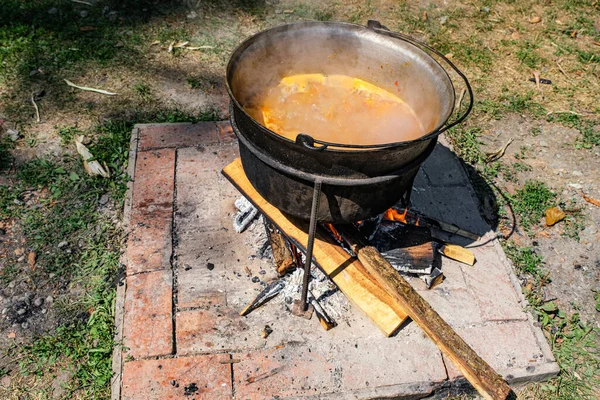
[113,122,559,399]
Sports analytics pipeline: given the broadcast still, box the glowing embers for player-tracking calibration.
[244,74,425,146]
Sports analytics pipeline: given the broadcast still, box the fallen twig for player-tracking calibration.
[173,41,189,48]
[167,40,175,53]
[556,59,570,79]
[455,88,466,110]
[64,79,117,95]
[31,93,40,123]
[70,0,93,5]
[485,138,513,163]
[186,45,215,50]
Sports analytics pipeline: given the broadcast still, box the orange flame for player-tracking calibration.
[325,223,344,243]
[383,208,409,224]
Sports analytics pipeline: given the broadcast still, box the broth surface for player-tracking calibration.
[245,74,425,146]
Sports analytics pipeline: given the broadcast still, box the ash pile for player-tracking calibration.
[232,196,473,329]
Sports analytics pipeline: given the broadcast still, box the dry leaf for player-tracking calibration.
[529,16,542,24]
[150,40,160,45]
[511,31,521,40]
[422,11,428,21]
[8,331,16,339]
[570,30,578,38]
[80,26,97,32]
[174,41,189,48]
[546,207,566,226]
[167,40,175,53]
[28,251,36,270]
[583,193,600,207]
[75,136,110,178]
[14,247,24,256]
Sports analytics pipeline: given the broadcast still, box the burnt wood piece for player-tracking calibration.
[222,158,408,336]
[265,223,295,275]
[337,225,513,400]
[240,280,285,317]
[372,223,437,274]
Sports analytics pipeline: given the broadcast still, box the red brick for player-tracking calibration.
[122,354,232,400]
[176,307,261,355]
[132,149,176,209]
[138,123,219,151]
[233,345,336,399]
[123,271,173,359]
[126,207,172,274]
[216,121,236,143]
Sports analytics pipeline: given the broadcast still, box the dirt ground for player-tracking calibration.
[1,0,599,398]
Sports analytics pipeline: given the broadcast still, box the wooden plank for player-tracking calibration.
[222,158,408,336]
[337,224,513,400]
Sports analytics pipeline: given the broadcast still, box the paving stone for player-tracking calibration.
[232,343,337,399]
[411,185,491,237]
[132,149,176,209]
[137,122,219,151]
[461,243,527,322]
[420,143,470,187]
[233,323,448,399]
[126,207,172,274]
[418,287,482,327]
[122,354,232,400]
[216,121,236,143]
[444,321,558,382]
[123,271,173,359]
[175,146,240,234]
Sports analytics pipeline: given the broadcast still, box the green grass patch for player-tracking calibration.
[0,119,131,398]
[446,126,484,164]
[503,243,542,275]
[510,180,556,231]
[516,41,544,68]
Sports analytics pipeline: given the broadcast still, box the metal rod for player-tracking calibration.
[300,179,322,311]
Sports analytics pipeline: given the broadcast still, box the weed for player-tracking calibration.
[512,161,532,173]
[186,77,202,89]
[56,126,81,146]
[503,243,542,275]
[0,137,14,171]
[134,82,152,101]
[446,127,484,164]
[510,181,556,231]
[516,41,544,68]
[313,9,334,21]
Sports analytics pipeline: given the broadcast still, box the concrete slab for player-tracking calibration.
[115,122,559,400]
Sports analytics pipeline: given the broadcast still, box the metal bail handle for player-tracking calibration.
[367,20,474,136]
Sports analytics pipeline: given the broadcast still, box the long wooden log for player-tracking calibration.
[337,225,513,400]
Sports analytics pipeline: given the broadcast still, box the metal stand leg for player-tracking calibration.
[300,179,322,311]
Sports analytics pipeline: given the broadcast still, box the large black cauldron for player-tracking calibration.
[226,20,472,224]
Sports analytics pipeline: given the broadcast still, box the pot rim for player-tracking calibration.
[226,20,457,152]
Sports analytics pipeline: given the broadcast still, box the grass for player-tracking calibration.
[503,240,600,399]
[0,119,130,398]
[510,181,556,232]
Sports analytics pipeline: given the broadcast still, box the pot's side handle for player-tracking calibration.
[367,20,474,135]
[296,133,329,151]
